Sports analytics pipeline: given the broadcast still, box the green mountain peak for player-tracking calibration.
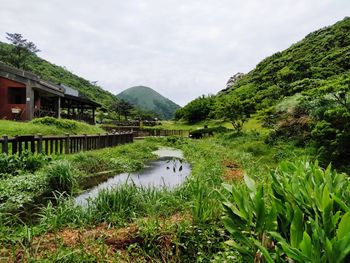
[117,86,180,119]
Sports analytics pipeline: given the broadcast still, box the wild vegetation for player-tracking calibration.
[0,16,349,263]
[0,131,312,262]
[0,117,104,136]
[175,17,350,172]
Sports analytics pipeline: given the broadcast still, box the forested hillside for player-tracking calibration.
[0,42,118,108]
[176,17,350,169]
[225,16,350,110]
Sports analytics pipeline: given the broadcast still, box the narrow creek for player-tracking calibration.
[75,147,191,206]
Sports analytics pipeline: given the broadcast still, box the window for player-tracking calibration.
[8,87,26,104]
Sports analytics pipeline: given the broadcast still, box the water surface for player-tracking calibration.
[75,147,190,206]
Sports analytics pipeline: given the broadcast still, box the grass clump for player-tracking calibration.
[44,160,78,194]
[31,117,103,135]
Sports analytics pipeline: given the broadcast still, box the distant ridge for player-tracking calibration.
[117,86,180,119]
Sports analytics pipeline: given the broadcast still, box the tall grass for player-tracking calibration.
[45,160,77,194]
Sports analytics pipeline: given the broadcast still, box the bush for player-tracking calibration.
[189,126,229,139]
[45,160,77,194]
[31,117,78,130]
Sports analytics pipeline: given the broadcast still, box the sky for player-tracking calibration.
[0,0,350,106]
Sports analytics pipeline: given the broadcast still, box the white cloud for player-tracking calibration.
[0,0,349,105]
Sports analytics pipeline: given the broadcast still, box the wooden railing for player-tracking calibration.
[0,132,133,155]
[134,129,189,137]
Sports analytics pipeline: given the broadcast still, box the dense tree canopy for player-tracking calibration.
[175,95,215,123]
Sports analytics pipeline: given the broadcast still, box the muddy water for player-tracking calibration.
[75,148,191,206]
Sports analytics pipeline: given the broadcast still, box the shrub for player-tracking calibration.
[31,117,78,130]
[189,126,229,139]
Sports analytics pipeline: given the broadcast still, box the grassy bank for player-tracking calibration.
[0,117,104,136]
[0,140,158,215]
[0,130,313,261]
[153,116,268,133]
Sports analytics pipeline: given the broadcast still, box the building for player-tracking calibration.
[0,63,100,124]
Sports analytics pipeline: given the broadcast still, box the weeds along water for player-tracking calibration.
[0,133,314,261]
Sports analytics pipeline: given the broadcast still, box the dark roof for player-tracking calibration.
[0,62,65,96]
[63,94,101,108]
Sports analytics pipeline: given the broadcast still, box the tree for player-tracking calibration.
[215,95,248,133]
[5,33,40,69]
[174,95,215,123]
[113,100,134,121]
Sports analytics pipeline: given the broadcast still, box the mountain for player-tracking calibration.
[223,17,350,111]
[117,86,180,119]
[0,42,119,108]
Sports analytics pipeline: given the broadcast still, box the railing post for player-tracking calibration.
[65,134,70,154]
[98,133,101,149]
[83,134,88,151]
[2,136,8,154]
[37,134,43,154]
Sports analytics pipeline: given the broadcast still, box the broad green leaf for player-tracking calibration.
[269,231,305,262]
[255,185,265,232]
[299,231,312,259]
[337,212,350,240]
[290,207,303,248]
[244,175,256,197]
[332,195,350,212]
[334,235,350,263]
[325,238,334,263]
[321,186,331,212]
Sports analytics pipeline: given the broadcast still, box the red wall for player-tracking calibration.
[0,77,26,120]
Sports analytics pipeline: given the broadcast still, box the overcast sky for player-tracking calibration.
[1,0,349,105]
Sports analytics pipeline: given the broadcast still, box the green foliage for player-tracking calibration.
[222,160,350,262]
[175,95,215,123]
[224,17,350,112]
[301,74,350,167]
[110,99,134,121]
[2,33,40,69]
[30,117,103,135]
[0,173,47,212]
[44,160,77,194]
[215,95,249,133]
[0,151,50,178]
[189,126,229,138]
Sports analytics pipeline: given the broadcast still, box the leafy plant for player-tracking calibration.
[221,160,350,262]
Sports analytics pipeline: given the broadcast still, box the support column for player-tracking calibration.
[57,97,61,118]
[25,84,34,120]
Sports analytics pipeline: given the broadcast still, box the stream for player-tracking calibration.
[75,147,191,206]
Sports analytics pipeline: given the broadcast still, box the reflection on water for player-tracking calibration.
[75,148,191,206]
